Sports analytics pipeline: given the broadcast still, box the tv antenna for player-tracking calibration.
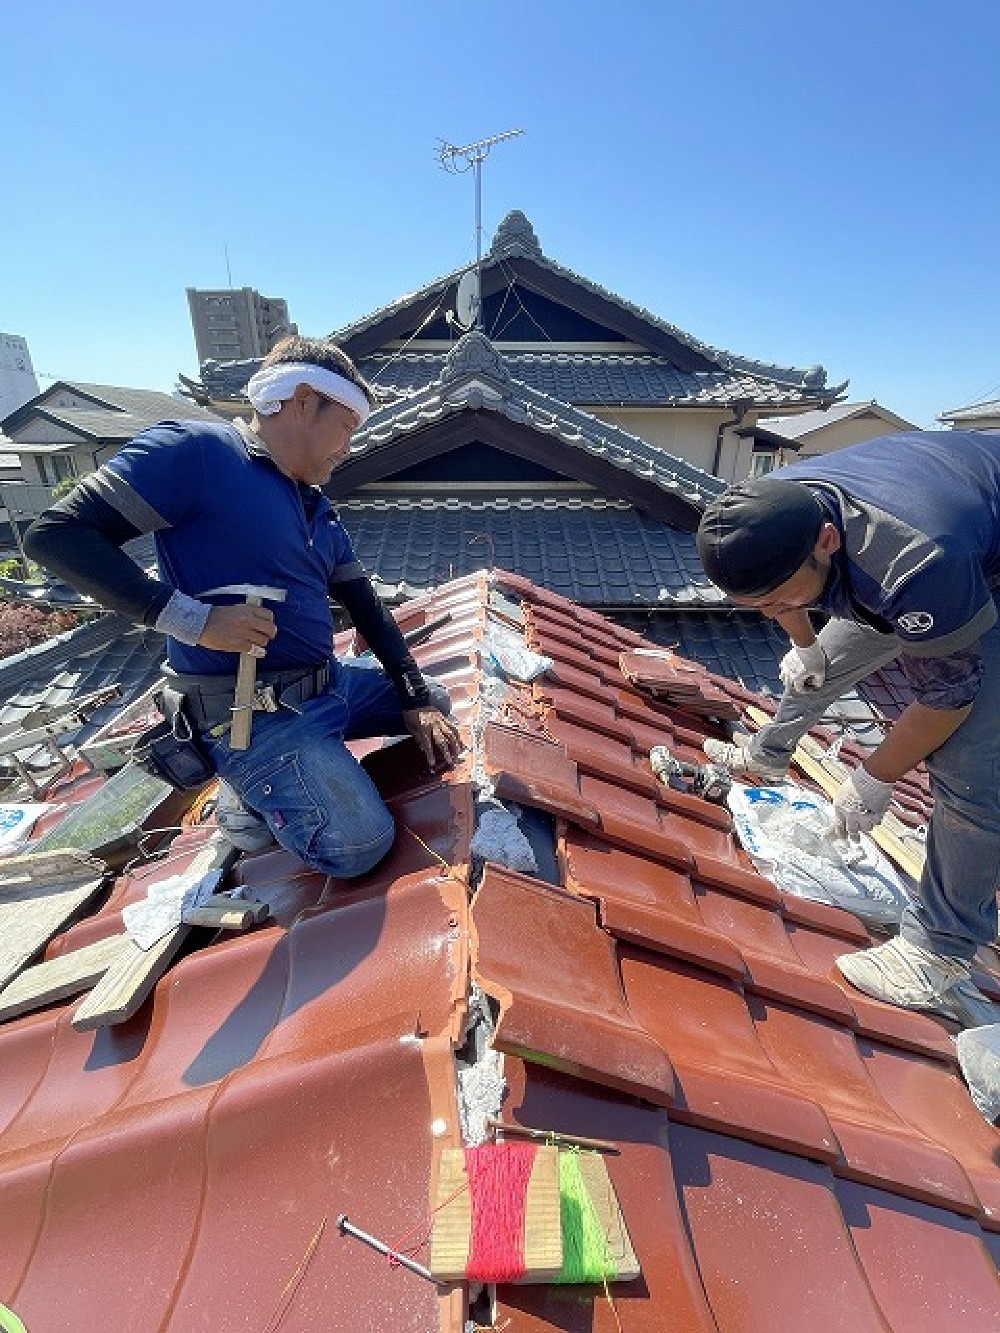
[438,128,524,331]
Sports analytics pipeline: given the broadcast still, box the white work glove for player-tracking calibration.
[779,641,827,693]
[832,766,894,841]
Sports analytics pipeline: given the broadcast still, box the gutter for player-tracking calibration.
[711,397,753,478]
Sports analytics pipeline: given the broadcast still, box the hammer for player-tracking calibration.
[200,584,287,750]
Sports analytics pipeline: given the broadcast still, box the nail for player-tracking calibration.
[336,1215,437,1283]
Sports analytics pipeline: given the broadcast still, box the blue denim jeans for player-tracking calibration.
[203,660,450,879]
[751,597,1000,959]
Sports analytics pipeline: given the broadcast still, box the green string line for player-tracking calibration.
[555,1150,618,1285]
[0,1304,27,1333]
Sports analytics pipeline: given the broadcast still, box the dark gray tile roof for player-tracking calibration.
[360,350,830,409]
[338,496,724,608]
[332,210,834,395]
[195,359,262,403]
[64,383,223,424]
[616,609,786,696]
[350,333,725,511]
[0,614,166,768]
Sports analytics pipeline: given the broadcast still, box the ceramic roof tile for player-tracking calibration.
[0,568,996,1332]
[333,212,835,397]
[359,349,830,409]
[340,502,724,609]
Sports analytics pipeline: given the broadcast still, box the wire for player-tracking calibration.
[496,257,556,343]
[367,293,452,385]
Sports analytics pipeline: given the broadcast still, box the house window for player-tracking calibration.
[38,455,76,486]
[750,451,777,478]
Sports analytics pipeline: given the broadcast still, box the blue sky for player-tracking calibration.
[3,0,998,427]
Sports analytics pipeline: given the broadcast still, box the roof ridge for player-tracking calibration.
[331,212,830,390]
[354,333,725,507]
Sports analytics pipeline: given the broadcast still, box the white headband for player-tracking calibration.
[246,362,370,425]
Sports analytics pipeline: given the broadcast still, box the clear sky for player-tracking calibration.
[3,0,998,428]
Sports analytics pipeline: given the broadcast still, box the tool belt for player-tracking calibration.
[131,686,217,791]
[161,663,332,732]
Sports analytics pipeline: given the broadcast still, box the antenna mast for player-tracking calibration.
[438,129,524,330]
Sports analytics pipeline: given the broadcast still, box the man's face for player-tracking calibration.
[293,391,360,484]
[729,552,832,619]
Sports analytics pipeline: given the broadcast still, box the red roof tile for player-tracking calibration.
[0,568,995,1331]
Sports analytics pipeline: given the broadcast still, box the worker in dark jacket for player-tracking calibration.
[26,336,461,875]
[695,431,1000,1027]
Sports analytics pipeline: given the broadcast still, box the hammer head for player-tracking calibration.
[199,584,287,603]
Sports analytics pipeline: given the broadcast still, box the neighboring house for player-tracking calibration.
[192,210,848,486]
[1,382,224,487]
[939,395,1000,432]
[0,444,21,487]
[181,210,857,695]
[743,399,916,476]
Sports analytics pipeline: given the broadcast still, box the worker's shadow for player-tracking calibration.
[181,882,387,1087]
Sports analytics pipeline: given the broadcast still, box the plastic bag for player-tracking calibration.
[482,624,552,683]
[956,1024,1000,1123]
[727,782,912,928]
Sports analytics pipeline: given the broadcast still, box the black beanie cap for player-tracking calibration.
[696,479,825,597]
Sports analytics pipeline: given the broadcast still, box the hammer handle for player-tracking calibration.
[230,594,261,750]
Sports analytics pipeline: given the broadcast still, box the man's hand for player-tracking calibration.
[403,707,463,769]
[198,603,277,657]
[779,640,826,693]
[832,766,894,841]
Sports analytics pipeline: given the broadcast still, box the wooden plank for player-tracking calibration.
[71,835,237,1031]
[0,933,131,1022]
[743,705,925,881]
[0,848,106,895]
[572,1152,640,1282]
[430,1145,562,1282]
[182,895,269,930]
[0,850,108,991]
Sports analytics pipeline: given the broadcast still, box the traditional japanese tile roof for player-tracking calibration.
[360,349,834,410]
[194,212,845,412]
[341,494,723,607]
[0,614,165,775]
[334,211,836,397]
[0,570,993,1332]
[347,331,725,521]
[197,347,837,414]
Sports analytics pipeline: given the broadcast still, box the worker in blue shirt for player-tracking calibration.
[26,336,461,876]
[695,431,1000,1027]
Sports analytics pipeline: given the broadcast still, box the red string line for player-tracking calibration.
[464,1142,537,1283]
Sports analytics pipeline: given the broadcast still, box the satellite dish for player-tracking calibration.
[455,269,480,331]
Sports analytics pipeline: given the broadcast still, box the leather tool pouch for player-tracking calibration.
[131,686,217,791]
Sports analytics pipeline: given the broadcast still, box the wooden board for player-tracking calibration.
[71,835,237,1031]
[569,1151,640,1282]
[0,849,108,992]
[743,705,925,882]
[0,933,131,1022]
[429,1145,562,1282]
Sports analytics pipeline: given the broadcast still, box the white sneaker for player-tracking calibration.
[836,937,998,1027]
[702,737,788,785]
[216,780,276,854]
